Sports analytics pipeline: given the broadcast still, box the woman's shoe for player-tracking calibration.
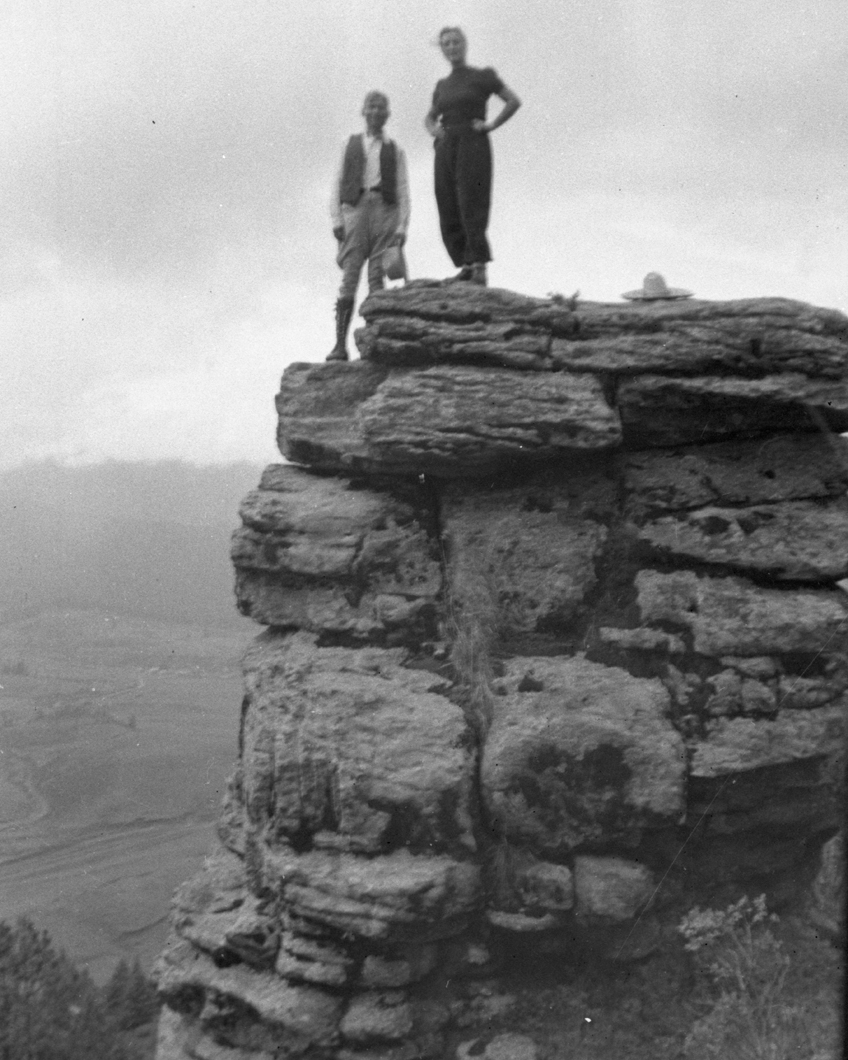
[469,263,487,286]
[446,265,474,283]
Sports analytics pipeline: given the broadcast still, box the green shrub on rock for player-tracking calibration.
[679,895,839,1060]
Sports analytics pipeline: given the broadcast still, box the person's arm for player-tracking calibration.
[472,84,521,133]
[330,142,346,240]
[393,147,410,245]
[424,101,444,141]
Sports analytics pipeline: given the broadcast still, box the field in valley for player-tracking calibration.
[0,608,253,982]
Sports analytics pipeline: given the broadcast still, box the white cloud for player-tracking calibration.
[2,0,846,467]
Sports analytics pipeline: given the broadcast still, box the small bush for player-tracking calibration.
[678,895,828,1060]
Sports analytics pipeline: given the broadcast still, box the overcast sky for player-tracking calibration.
[2,0,846,470]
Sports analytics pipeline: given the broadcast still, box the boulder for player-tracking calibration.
[633,497,848,582]
[573,855,656,921]
[277,362,621,478]
[622,434,848,519]
[635,570,848,656]
[618,373,848,447]
[340,992,414,1044]
[260,846,483,944]
[480,655,686,853]
[240,631,476,857]
[690,703,846,777]
[155,938,344,1049]
[232,465,440,638]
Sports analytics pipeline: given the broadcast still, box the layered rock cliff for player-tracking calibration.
[155,282,847,1059]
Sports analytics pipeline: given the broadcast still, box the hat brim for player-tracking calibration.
[622,288,693,300]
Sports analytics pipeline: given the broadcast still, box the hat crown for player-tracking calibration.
[642,272,670,296]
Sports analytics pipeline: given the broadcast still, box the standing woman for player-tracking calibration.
[425,26,521,286]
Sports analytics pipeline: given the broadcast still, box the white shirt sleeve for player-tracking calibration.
[395,145,410,237]
[329,140,348,231]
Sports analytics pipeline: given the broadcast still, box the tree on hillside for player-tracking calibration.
[0,917,153,1060]
[104,958,159,1031]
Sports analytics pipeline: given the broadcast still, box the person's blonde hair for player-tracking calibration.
[363,90,389,108]
[438,26,467,45]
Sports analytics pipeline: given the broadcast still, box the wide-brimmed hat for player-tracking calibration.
[622,272,693,300]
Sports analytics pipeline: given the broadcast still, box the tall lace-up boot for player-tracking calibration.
[326,297,355,361]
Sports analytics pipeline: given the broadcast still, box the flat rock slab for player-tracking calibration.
[156,937,344,1047]
[636,570,848,657]
[690,703,846,777]
[277,361,621,478]
[360,284,848,378]
[622,433,848,519]
[634,496,848,582]
[241,631,476,857]
[260,846,482,944]
[480,655,686,854]
[618,373,848,446]
[357,316,553,370]
[232,464,441,638]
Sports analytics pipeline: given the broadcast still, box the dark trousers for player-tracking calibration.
[434,126,493,266]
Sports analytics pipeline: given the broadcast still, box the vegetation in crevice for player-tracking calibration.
[678,894,843,1060]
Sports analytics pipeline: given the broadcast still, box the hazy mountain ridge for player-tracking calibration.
[0,459,263,625]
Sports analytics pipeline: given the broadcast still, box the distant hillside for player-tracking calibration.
[0,460,264,625]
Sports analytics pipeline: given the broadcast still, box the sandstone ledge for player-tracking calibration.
[278,285,848,477]
[277,361,621,478]
[359,284,848,381]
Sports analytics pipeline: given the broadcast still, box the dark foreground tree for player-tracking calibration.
[0,918,158,1060]
[104,958,160,1031]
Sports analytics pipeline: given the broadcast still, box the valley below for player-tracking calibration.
[0,608,252,982]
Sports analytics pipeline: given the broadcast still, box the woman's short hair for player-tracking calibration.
[438,26,467,44]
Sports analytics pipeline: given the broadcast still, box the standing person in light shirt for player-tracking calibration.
[425,26,521,287]
[327,91,410,362]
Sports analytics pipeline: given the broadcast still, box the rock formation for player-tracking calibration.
[155,282,847,1059]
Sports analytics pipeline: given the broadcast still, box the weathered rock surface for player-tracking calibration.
[442,464,617,633]
[456,1031,539,1060]
[278,361,621,477]
[278,286,848,481]
[634,497,848,581]
[232,464,440,639]
[361,285,848,379]
[239,631,476,856]
[635,570,848,656]
[156,283,847,1059]
[618,373,848,447]
[259,846,482,944]
[573,855,657,921]
[481,656,686,853]
[690,704,846,777]
[622,433,848,518]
